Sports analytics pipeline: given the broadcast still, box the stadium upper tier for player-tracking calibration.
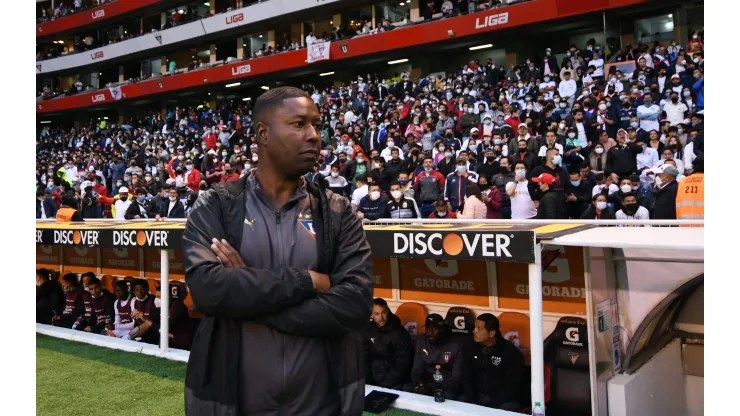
[36,0,647,115]
[36,0,346,74]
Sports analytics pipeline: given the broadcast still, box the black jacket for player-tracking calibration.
[125,200,152,219]
[649,180,678,219]
[580,205,617,220]
[362,313,413,388]
[411,334,467,396]
[536,190,568,219]
[183,174,373,416]
[464,338,526,408]
[606,143,641,176]
[159,198,186,218]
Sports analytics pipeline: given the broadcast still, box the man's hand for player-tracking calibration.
[567,193,577,202]
[132,311,144,321]
[134,215,141,219]
[357,211,364,219]
[83,326,91,332]
[51,315,59,321]
[211,238,246,268]
[308,270,331,294]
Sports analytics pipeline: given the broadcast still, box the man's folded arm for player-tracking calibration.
[183,190,315,319]
[258,198,374,337]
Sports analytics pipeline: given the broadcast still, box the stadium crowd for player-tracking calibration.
[36,269,529,411]
[37,31,705,222]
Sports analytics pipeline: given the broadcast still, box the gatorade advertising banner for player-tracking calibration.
[373,257,393,298]
[496,245,586,315]
[144,249,185,279]
[398,259,490,307]
[61,246,98,273]
[36,245,61,270]
[100,248,141,276]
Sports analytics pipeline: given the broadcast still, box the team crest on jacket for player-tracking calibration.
[568,352,579,364]
[491,356,502,366]
[339,44,348,54]
[443,352,451,363]
[300,220,316,240]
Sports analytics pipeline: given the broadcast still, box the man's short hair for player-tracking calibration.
[132,279,149,291]
[115,280,129,292]
[87,276,101,286]
[355,175,368,184]
[373,298,388,308]
[62,273,78,285]
[253,86,312,126]
[476,313,501,335]
[135,187,147,195]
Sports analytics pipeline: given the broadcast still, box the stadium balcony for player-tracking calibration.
[36,0,649,115]
[36,0,349,75]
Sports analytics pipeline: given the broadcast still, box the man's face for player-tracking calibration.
[258,97,321,176]
[90,283,102,298]
[372,305,390,328]
[423,158,433,169]
[426,325,440,342]
[169,190,178,199]
[391,150,399,160]
[580,167,590,178]
[473,320,495,344]
[114,285,128,300]
[133,284,147,299]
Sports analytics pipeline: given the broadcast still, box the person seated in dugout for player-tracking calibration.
[80,271,96,293]
[362,298,414,390]
[36,268,64,325]
[110,280,136,338]
[52,273,85,329]
[464,313,526,411]
[162,282,196,350]
[406,314,467,399]
[122,279,160,342]
[75,276,115,334]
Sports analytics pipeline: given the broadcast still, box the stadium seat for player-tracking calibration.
[100,274,115,293]
[394,302,428,338]
[444,306,475,338]
[498,312,532,364]
[147,278,159,295]
[542,316,591,416]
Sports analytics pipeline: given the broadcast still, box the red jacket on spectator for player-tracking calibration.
[505,117,522,130]
[184,169,202,192]
[204,132,217,149]
[484,187,503,219]
[413,169,446,187]
[93,184,108,198]
[220,172,240,183]
[428,210,457,219]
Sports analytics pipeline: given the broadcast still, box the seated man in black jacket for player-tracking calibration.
[125,187,153,219]
[464,313,525,411]
[362,298,413,390]
[156,186,186,220]
[406,314,467,399]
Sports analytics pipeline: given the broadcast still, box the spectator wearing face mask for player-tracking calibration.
[219,162,240,183]
[125,187,152,219]
[581,191,615,220]
[325,164,349,197]
[506,162,537,219]
[566,170,593,219]
[156,187,186,220]
[436,144,457,177]
[357,183,389,220]
[615,192,650,221]
[606,131,641,179]
[644,164,679,219]
[341,152,371,188]
[477,176,502,219]
[37,190,58,219]
[97,186,134,220]
[529,148,571,203]
[491,156,516,218]
[532,173,567,219]
[636,93,660,132]
[79,186,99,219]
[456,183,487,219]
[445,158,479,213]
[386,181,420,219]
[691,68,703,111]
[414,157,446,218]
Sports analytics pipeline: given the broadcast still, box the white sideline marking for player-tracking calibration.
[37,324,517,415]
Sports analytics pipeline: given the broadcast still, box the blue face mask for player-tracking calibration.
[497,120,505,127]
[444,152,453,158]
[138,195,146,202]
[399,179,408,185]
[456,165,466,173]
[571,180,581,187]
[552,155,562,166]
[677,128,683,135]
[424,167,432,173]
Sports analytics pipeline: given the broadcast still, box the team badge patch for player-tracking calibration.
[157,81,164,89]
[491,356,502,366]
[443,352,451,363]
[339,44,348,54]
[568,352,580,364]
[300,220,316,240]
[155,34,163,45]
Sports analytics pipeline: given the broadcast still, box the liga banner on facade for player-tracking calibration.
[307,41,331,63]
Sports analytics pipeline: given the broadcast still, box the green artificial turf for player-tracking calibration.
[36,334,435,416]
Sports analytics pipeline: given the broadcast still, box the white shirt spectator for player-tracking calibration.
[538,143,563,157]
[351,184,368,207]
[664,101,689,126]
[591,57,604,77]
[539,80,557,99]
[616,206,650,220]
[581,73,595,93]
[640,53,654,68]
[558,79,577,99]
[335,143,355,159]
[441,1,454,14]
[655,158,685,175]
[635,146,659,171]
[306,33,317,45]
[507,180,537,219]
[381,146,405,162]
[592,183,618,197]
[636,103,661,132]
[606,77,623,94]
[344,110,357,125]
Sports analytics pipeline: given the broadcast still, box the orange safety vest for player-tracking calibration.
[675,173,703,226]
[55,207,78,222]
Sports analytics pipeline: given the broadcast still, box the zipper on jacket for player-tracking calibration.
[275,207,287,411]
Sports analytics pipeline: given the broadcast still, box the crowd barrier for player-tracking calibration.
[35,218,703,412]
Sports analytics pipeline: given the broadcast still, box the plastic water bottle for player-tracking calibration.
[533,401,545,416]
[433,365,445,403]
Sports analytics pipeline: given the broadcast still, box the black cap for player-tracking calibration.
[425,313,445,329]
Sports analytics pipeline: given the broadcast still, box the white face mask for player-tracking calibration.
[169,196,177,202]
[596,201,608,210]
[568,132,576,138]
[370,191,380,200]
[655,176,664,187]
[594,147,604,154]
[621,185,632,193]
[387,141,394,148]
[330,172,339,178]
[390,190,403,199]
[252,156,258,162]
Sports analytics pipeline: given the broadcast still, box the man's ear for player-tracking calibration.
[256,121,269,147]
